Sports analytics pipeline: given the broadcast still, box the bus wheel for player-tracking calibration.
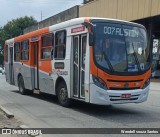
[18,76,26,95]
[57,82,71,107]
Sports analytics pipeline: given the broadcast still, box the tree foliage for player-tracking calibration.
[0,16,37,65]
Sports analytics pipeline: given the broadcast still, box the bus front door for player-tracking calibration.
[72,34,88,99]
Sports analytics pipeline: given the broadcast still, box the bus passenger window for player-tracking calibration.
[82,36,87,69]
[41,33,54,59]
[14,42,21,62]
[54,30,66,59]
[21,40,29,60]
[42,48,51,59]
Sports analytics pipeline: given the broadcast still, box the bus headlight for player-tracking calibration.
[92,75,107,90]
[142,78,150,89]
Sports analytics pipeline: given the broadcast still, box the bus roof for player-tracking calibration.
[49,17,144,31]
[5,17,144,44]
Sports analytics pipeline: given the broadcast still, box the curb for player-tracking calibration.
[0,106,14,118]
[19,125,29,129]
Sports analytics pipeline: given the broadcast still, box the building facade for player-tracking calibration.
[80,0,160,21]
[23,6,79,34]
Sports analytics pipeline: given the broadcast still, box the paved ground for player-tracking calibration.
[0,75,159,137]
[150,82,160,91]
[151,78,160,83]
[0,110,28,137]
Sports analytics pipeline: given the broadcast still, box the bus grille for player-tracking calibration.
[109,87,140,90]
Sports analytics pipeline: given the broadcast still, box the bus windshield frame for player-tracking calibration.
[92,21,151,75]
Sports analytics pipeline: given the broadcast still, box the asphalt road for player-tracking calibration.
[0,75,159,137]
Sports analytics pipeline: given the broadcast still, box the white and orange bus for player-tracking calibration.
[4,17,151,107]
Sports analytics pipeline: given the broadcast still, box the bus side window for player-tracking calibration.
[82,36,87,69]
[21,40,29,60]
[14,42,21,62]
[41,33,54,59]
[54,30,66,59]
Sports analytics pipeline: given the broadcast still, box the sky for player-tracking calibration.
[0,0,83,27]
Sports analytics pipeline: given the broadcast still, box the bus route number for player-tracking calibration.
[104,26,139,37]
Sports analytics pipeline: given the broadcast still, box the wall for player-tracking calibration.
[79,0,160,21]
[24,6,79,34]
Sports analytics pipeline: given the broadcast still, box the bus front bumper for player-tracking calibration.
[90,84,150,105]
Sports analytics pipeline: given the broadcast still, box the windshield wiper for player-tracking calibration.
[131,43,141,71]
[103,52,114,72]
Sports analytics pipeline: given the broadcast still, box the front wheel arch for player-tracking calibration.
[55,77,66,95]
[55,78,71,107]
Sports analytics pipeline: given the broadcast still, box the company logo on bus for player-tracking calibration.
[71,26,85,33]
[124,83,129,88]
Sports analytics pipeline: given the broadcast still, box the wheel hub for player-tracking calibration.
[60,88,67,102]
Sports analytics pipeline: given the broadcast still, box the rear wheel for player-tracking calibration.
[57,82,71,107]
[18,76,27,95]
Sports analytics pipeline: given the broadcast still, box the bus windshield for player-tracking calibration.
[94,22,150,73]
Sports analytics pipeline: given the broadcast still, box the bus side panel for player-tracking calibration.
[38,60,54,94]
[52,59,71,97]
[5,62,10,83]
[67,36,71,98]
[13,62,20,87]
[52,36,71,98]
[21,63,32,90]
[39,71,54,94]
[13,62,32,90]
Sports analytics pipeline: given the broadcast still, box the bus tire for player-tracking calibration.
[18,76,27,95]
[57,82,71,107]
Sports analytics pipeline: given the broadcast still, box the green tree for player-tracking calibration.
[0,27,7,65]
[0,16,37,65]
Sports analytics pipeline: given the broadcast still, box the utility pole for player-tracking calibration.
[41,11,42,21]
[38,11,43,30]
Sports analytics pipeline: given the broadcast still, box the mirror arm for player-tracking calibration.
[82,22,94,46]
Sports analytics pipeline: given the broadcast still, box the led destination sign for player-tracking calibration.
[104,26,139,38]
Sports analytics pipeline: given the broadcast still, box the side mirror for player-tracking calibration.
[89,32,94,46]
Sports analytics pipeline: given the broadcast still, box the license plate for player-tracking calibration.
[121,94,131,98]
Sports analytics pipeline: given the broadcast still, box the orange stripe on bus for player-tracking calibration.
[90,46,97,76]
[98,67,151,89]
[19,60,52,74]
[15,27,49,42]
[39,60,52,73]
